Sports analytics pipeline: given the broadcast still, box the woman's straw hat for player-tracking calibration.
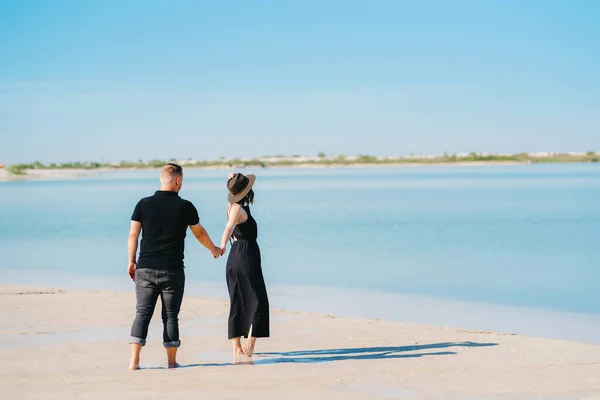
[227,172,256,203]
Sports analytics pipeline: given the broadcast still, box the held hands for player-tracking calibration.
[211,245,226,259]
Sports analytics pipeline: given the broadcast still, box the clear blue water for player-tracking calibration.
[1,164,599,315]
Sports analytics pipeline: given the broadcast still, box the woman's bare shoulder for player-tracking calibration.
[227,202,241,211]
[227,203,247,220]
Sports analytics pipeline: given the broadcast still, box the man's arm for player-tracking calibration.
[189,223,222,258]
[128,221,142,281]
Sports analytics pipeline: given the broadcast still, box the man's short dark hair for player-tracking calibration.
[162,163,183,178]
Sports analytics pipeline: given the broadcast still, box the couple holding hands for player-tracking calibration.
[127,164,269,370]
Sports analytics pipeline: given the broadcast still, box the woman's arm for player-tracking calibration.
[220,203,244,251]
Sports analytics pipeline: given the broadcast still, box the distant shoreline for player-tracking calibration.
[1,155,598,182]
[3,151,599,174]
[0,161,528,182]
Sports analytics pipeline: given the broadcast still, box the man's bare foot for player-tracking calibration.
[166,347,179,369]
[129,343,143,371]
[128,359,140,371]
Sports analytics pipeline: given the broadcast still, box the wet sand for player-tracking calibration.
[1,285,599,399]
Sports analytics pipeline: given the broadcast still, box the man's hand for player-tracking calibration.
[128,221,141,281]
[128,261,136,281]
[211,246,223,259]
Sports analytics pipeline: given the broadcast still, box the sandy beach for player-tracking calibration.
[2,285,599,399]
[0,169,95,182]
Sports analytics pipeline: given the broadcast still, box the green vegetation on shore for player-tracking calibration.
[4,152,599,175]
[6,165,28,175]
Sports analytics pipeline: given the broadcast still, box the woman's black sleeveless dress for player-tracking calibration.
[226,205,270,339]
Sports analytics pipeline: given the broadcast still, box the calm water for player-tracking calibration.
[1,164,599,316]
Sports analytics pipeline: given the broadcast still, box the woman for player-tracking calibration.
[220,172,270,360]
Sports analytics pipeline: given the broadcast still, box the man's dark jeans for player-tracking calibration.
[129,268,185,348]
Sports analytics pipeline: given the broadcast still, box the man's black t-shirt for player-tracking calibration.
[131,190,200,269]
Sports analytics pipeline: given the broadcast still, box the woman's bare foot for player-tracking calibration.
[231,337,245,360]
[168,362,180,369]
[230,345,243,363]
[242,339,256,358]
[242,325,256,357]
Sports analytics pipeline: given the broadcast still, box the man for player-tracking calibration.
[127,163,222,370]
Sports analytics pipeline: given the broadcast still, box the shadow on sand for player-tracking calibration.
[167,341,497,368]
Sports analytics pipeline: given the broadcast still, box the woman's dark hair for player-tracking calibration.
[237,189,255,205]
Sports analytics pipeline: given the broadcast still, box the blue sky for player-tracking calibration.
[1,0,599,163]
